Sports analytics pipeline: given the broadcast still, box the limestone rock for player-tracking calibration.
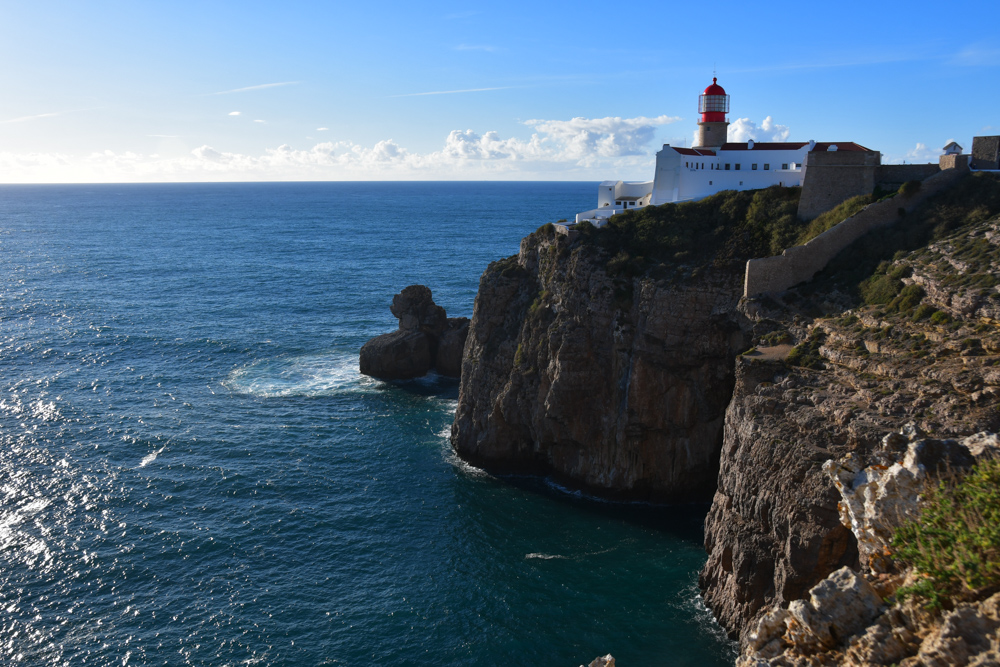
[360,285,466,380]
[359,329,432,380]
[435,317,470,378]
[582,655,615,667]
[451,229,746,499]
[391,285,447,336]
[785,567,884,651]
[825,429,978,573]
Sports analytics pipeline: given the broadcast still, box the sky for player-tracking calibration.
[1,0,998,183]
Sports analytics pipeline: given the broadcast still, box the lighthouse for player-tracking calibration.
[694,77,730,149]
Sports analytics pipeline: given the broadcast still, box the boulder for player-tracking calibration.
[391,285,447,336]
[359,329,432,380]
[360,285,468,380]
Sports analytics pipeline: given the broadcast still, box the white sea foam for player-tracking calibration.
[139,447,164,468]
[226,353,379,398]
[525,552,568,560]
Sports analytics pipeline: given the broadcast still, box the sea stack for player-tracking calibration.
[359,285,469,380]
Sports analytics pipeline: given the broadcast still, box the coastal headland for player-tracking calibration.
[443,170,1000,664]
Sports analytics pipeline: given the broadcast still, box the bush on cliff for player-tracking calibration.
[892,459,1000,608]
[796,192,875,245]
[808,172,1000,300]
[591,185,803,275]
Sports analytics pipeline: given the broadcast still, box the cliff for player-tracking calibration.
[450,173,1000,662]
[702,172,1000,656]
[451,186,802,500]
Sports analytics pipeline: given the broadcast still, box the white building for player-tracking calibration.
[575,78,872,225]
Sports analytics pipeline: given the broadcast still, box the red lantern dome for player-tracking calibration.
[698,77,729,123]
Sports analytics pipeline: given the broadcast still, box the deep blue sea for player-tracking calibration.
[0,182,736,666]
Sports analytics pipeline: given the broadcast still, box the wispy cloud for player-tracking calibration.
[949,43,1000,67]
[0,111,61,124]
[317,127,329,131]
[148,134,180,138]
[212,81,300,95]
[390,86,512,98]
[254,120,266,124]
[228,111,241,116]
[455,44,499,53]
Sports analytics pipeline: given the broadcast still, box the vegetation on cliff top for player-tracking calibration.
[807,172,1000,302]
[893,459,1000,609]
[575,185,803,276]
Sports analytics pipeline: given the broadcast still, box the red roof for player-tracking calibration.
[672,147,716,156]
[721,142,808,151]
[719,141,873,152]
[809,142,873,152]
[703,77,726,95]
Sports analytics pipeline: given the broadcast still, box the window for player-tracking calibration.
[709,181,713,185]
[764,163,770,170]
[752,163,758,170]
[616,201,621,205]
[735,163,741,170]
[739,181,743,186]
[782,163,788,170]
[685,162,688,167]
[725,164,730,170]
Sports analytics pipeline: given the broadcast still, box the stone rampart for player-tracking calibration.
[875,163,940,188]
[797,150,880,220]
[745,167,967,298]
[972,136,1000,170]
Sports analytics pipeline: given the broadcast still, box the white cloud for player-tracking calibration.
[316,127,329,131]
[883,142,942,165]
[0,111,61,124]
[254,119,266,123]
[726,116,791,143]
[525,115,681,163]
[948,44,1000,67]
[0,113,680,182]
[228,111,241,116]
[213,81,300,95]
[390,86,512,98]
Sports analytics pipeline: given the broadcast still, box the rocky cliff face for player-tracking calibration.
[450,226,748,500]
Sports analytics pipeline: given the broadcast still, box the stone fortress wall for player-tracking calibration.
[973,136,1000,170]
[745,161,969,298]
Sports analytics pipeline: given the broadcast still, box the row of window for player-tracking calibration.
[684,162,797,171]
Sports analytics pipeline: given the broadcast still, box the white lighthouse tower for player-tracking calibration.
[694,78,730,149]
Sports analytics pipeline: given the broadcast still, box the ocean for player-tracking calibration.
[0,182,736,666]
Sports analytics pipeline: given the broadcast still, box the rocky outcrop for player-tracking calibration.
[701,284,1000,645]
[450,227,748,500]
[741,567,1000,666]
[359,285,469,379]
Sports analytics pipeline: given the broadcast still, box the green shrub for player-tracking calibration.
[888,284,926,313]
[893,460,1000,607]
[931,310,953,325]
[796,192,874,245]
[786,330,826,369]
[860,273,903,305]
[899,180,923,197]
[912,303,936,321]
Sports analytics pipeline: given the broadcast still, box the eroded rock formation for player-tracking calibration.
[450,227,747,500]
[359,285,469,379]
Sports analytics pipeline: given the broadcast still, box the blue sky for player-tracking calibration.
[1,0,997,182]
